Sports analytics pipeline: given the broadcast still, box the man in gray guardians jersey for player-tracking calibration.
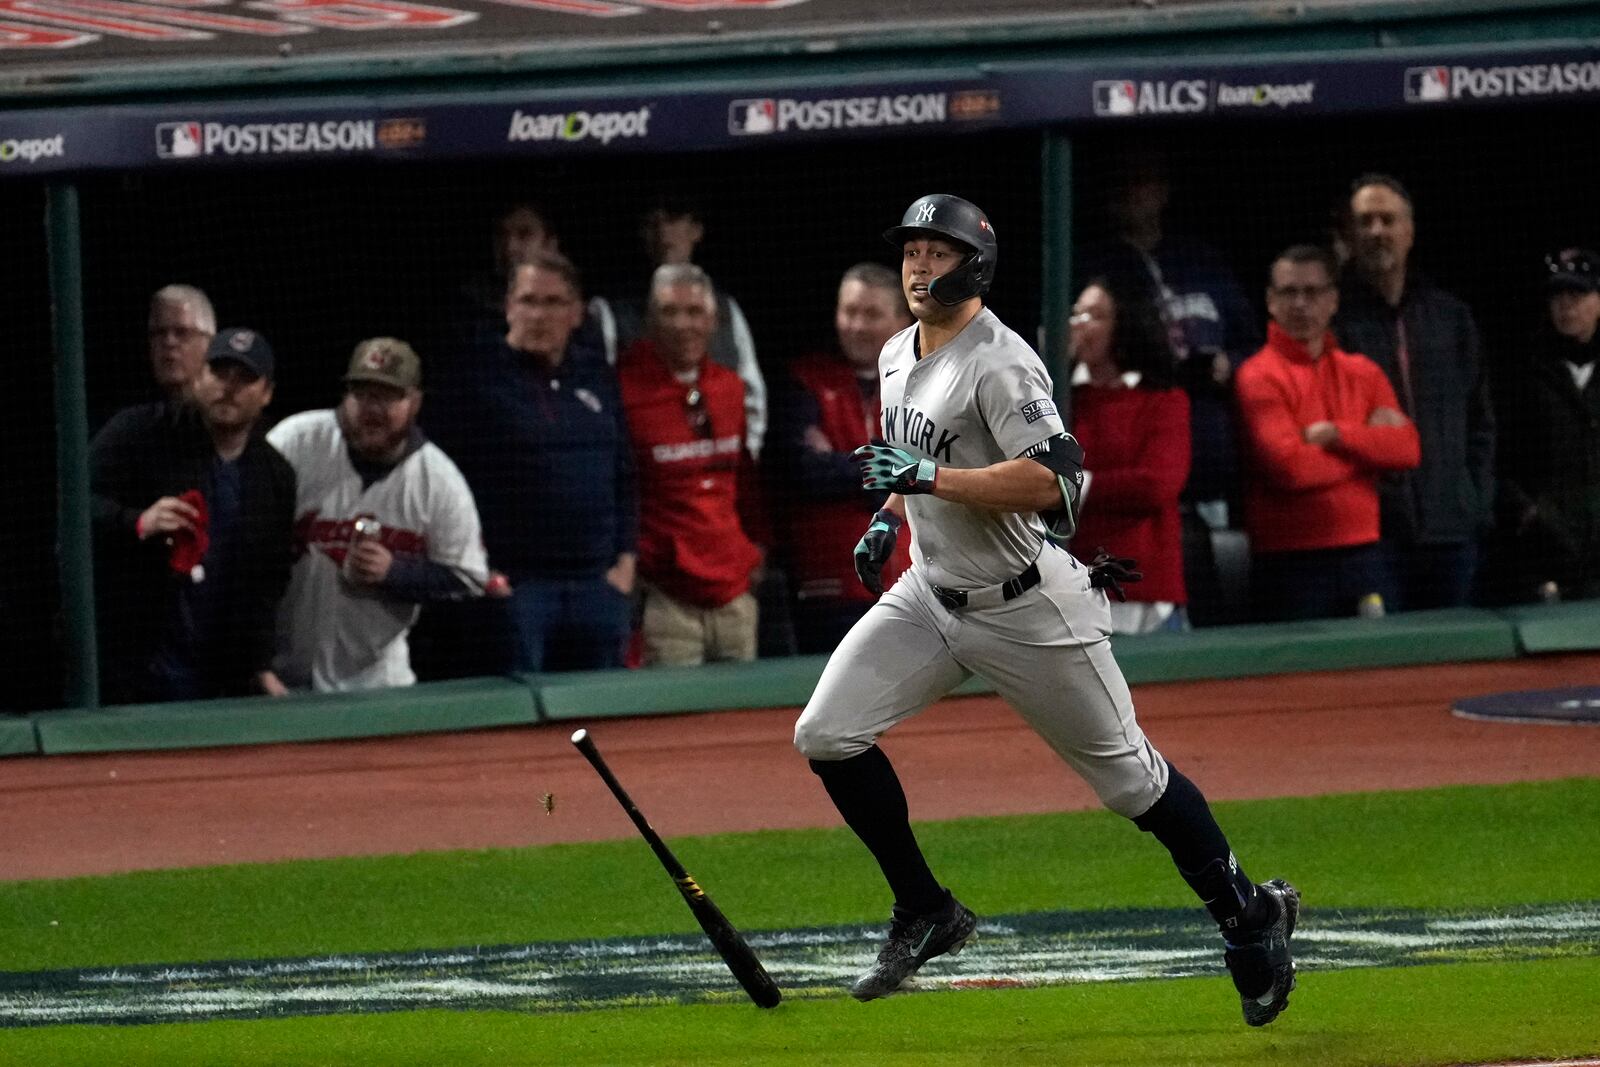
[793,194,1299,1025]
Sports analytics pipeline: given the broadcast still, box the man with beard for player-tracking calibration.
[268,338,490,691]
[1334,174,1495,610]
[90,328,296,703]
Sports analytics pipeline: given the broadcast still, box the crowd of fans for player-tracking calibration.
[85,171,1600,703]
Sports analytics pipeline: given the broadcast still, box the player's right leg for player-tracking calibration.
[794,569,975,1000]
[970,548,1298,1025]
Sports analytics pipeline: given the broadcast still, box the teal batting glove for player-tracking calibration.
[853,443,938,495]
[854,509,903,595]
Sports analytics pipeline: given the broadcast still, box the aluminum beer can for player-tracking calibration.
[345,517,383,576]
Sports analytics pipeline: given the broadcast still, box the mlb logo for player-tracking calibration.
[155,122,202,159]
[728,99,776,135]
[1404,67,1450,103]
[1092,81,1138,116]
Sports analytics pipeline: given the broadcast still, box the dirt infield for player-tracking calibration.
[3,654,1598,881]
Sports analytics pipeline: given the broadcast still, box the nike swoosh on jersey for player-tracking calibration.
[884,368,901,378]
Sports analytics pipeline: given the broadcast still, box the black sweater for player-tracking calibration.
[1335,273,1496,545]
[89,402,295,703]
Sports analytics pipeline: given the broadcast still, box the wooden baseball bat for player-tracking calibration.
[570,728,782,1008]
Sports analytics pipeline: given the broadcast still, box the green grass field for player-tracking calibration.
[2,778,1597,1065]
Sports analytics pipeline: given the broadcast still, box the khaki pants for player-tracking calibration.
[641,584,759,667]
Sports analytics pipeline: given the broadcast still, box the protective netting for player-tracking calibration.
[5,101,1598,708]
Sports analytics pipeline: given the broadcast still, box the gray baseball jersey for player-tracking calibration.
[877,308,1065,588]
[796,308,1168,819]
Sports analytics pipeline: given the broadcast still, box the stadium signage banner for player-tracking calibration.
[1,45,1597,178]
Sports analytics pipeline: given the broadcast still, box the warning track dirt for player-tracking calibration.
[2,901,1596,1027]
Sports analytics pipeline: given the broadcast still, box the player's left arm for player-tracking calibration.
[854,355,1082,523]
[929,456,1064,512]
[945,353,1083,530]
[379,454,492,600]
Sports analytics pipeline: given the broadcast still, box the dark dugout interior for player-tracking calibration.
[2,102,1594,708]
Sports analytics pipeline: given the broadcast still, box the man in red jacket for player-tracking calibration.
[1236,245,1420,621]
[620,263,763,665]
[775,263,914,652]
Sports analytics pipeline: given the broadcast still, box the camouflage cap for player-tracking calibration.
[344,337,421,390]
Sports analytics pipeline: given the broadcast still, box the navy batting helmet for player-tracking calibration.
[884,193,997,306]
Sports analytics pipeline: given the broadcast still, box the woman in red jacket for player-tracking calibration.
[1068,274,1191,633]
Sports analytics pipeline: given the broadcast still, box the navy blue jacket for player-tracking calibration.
[426,336,637,583]
[89,401,296,703]
[1335,273,1496,546]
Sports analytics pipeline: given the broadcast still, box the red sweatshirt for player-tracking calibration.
[783,353,911,604]
[620,341,761,608]
[1070,382,1190,604]
[1236,323,1421,553]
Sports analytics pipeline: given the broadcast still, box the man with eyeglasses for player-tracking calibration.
[267,338,491,691]
[425,252,638,673]
[1334,173,1495,610]
[1237,245,1420,621]
[619,263,763,666]
[146,284,217,406]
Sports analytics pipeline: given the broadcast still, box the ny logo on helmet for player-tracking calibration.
[916,202,937,223]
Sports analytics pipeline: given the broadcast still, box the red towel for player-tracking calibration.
[169,488,209,583]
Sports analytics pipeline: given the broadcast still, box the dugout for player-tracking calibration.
[3,0,1599,734]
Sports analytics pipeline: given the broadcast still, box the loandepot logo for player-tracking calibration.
[728,93,948,135]
[1215,81,1316,108]
[0,134,65,164]
[2,901,1595,1026]
[156,120,376,158]
[506,107,652,146]
[1406,61,1600,102]
[1092,79,1209,116]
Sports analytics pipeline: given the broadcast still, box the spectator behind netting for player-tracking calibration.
[1065,272,1190,634]
[773,262,914,653]
[1490,249,1600,603]
[267,338,492,692]
[146,284,216,408]
[89,328,295,704]
[620,263,763,666]
[1082,144,1261,625]
[1335,174,1495,610]
[1237,245,1420,622]
[597,200,768,457]
[426,253,637,673]
[452,201,611,364]
[459,202,558,319]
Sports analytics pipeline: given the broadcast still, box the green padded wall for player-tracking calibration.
[34,677,537,755]
[0,716,39,756]
[1497,602,1600,654]
[13,610,1533,756]
[1114,609,1518,685]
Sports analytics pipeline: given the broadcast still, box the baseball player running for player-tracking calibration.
[794,194,1299,1024]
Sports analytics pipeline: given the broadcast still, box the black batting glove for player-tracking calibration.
[854,509,902,595]
[1088,549,1142,602]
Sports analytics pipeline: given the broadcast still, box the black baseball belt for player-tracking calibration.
[931,560,1041,612]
